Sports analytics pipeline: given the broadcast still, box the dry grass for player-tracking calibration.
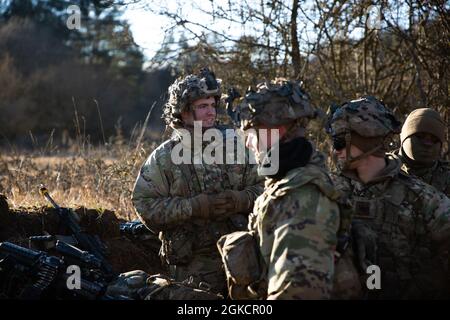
[0,124,164,275]
[0,115,393,219]
[0,121,334,218]
[0,129,159,220]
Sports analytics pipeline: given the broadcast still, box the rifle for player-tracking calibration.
[38,185,113,276]
[0,241,117,299]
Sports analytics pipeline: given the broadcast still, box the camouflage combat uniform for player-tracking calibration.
[328,97,450,299]
[248,151,340,299]
[401,160,450,197]
[132,69,263,295]
[222,80,340,299]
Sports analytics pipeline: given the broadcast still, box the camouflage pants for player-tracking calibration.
[170,253,227,297]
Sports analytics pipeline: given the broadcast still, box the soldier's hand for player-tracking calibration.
[190,194,212,219]
[190,190,252,220]
[351,220,378,272]
[212,190,252,216]
[190,193,237,219]
[210,192,234,215]
[226,190,252,213]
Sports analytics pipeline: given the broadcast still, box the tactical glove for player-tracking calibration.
[209,190,252,216]
[190,190,252,220]
[190,193,211,219]
[190,193,233,219]
[224,190,252,214]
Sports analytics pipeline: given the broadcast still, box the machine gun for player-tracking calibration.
[0,241,118,300]
[38,185,113,275]
[119,220,161,252]
[120,220,156,240]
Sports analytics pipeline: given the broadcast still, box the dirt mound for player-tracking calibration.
[0,200,165,275]
[107,237,166,274]
[0,195,8,215]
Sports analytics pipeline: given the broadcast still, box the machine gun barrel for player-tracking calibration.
[55,240,102,269]
[0,242,43,265]
[38,184,113,275]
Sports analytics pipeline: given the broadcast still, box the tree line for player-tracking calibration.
[0,0,448,157]
[147,0,449,157]
[0,0,175,149]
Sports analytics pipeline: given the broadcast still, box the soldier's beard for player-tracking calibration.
[192,112,216,129]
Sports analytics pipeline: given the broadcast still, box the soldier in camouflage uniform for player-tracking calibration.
[398,108,450,197]
[228,79,340,299]
[131,68,263,296]
[327,96,450,299]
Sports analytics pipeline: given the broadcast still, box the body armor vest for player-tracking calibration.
[160,138,250,266]
[347,172,449,299]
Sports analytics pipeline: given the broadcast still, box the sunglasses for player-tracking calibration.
[332,136,346,150]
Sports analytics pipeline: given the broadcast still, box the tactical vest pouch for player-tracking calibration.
[193,214,249,250]
[217,230,267,299]
[332,246,364,299]
[160,227,193,266]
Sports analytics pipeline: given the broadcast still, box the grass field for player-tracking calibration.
[3,121,442,219]
[0,135,159,220]
[0,131,166,274]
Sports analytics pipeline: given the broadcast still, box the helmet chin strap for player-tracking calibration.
[342,132,384,170]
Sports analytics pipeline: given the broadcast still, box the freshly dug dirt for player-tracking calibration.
[0,196,165,275]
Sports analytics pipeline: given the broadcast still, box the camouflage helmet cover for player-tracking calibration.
[327,96,401,138]
[237,79,318,130]
[163,68,222,126]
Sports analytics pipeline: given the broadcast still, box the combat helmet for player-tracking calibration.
[326,95,401,166]
[237,79,319,132]
[163,67,222,127]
